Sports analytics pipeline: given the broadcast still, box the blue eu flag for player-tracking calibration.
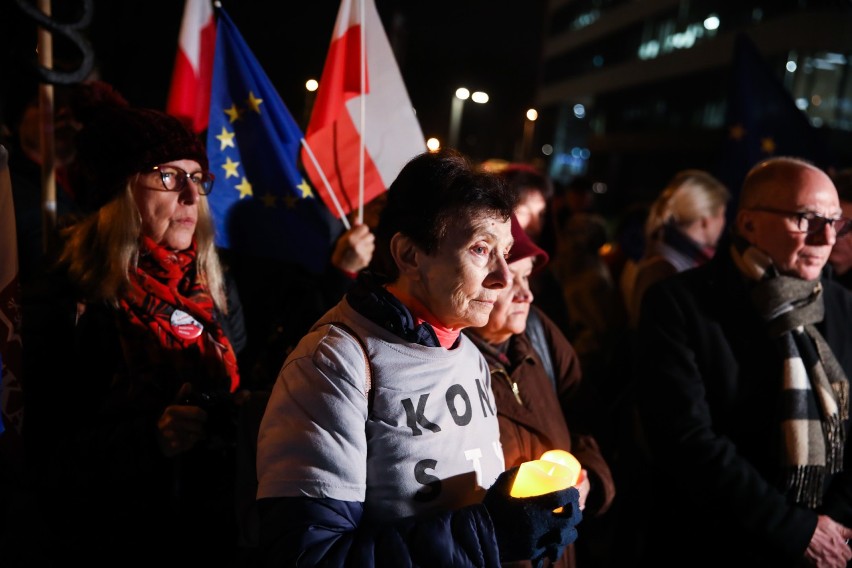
[206,8,336,273]
[716,33,833,206]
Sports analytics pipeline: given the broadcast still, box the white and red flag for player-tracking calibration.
[0,145,23,436]
[166,0,216,133]
[302,0,425,223]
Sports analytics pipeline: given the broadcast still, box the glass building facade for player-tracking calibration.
[535,0,852,210]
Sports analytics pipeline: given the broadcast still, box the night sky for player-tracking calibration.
[1,0,548,162]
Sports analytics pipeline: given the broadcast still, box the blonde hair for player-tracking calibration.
[59,181,227,312]
[645,169,730,241]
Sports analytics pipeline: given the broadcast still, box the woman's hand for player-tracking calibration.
[157,383,208,457]
[331,223,375,275]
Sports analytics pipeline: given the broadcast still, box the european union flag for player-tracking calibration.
[206,7,336,273]
[716,33,833,206]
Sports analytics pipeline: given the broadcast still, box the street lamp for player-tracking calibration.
[448,87,488,149]
[303,78,319,130]
[522,108,538,160]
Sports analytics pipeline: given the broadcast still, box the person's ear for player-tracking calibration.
[389,232,422,281]
[737,210,755,235]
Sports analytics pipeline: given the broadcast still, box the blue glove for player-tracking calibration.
[483,466,582,566]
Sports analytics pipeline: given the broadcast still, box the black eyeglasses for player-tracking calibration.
[748,206,852,237]
[149,165,215,195]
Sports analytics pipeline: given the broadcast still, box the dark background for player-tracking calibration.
[1,0,549,163]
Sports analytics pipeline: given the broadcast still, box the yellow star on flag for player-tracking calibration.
[761,137,776,154]
[235,178,253,199]
[222,157,240,179]
[260,192,277,208]
[283,194,299,209]
[224,104,242,123]
[216,127,236,151]
[246,91,263,113]
[729,124,746,140]
[296,178,314,198]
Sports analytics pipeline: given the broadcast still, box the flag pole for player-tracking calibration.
[37,0,57,253]
[358,0,366,225]
[301,139,351,230]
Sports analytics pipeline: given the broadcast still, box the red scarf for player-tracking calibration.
[116,236,240,393]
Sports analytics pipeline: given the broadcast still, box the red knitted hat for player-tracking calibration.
[70,81,208,211]
[510,213,549,274]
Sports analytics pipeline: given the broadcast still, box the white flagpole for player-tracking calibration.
[300,138,351,231]
[358,0,366,225]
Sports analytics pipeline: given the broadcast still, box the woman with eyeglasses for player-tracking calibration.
[21,83,248,565]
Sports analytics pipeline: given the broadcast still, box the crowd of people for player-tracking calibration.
[4,79,852,568]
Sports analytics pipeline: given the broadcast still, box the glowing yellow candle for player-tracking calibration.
[540,450,582,486]
[509,450,582,501]
[510,459,574,498]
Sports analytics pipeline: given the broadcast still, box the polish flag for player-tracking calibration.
[166,0,216,133]
[302,0,425,222]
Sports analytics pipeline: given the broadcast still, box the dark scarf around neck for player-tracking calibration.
[660,223,713,265]
[744,249,850,507]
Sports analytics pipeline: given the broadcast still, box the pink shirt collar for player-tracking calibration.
[385,284,461,349]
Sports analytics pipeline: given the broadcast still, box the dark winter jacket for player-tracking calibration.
[20,268,247,566]
[634,246,852,567]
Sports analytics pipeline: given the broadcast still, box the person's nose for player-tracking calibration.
[808,221,836,246]
[516,280,534,303]
[180,180,200,204]
[485,254,512,290]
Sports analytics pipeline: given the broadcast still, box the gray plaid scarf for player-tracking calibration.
[734,244,849,507]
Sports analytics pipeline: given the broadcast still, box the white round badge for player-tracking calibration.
[170,309,204,340]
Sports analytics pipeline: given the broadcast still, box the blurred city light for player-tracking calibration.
[471,91,489,104]
[703,15,720,30]
[449,88,488,148]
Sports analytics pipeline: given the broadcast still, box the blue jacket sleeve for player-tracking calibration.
[258,496,501,567]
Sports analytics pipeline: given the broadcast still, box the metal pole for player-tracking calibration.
[448,96,465,149]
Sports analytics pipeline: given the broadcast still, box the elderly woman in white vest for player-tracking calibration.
[257,149,582,567]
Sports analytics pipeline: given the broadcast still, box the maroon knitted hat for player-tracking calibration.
[510,213,549,274]
[70,81,208,211]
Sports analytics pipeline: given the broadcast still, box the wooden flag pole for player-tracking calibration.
[37,0,57,253]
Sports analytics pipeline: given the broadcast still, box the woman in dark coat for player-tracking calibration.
[21,84,249,566]
[466,215,616,568]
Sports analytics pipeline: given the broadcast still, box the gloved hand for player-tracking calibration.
[483,466,582,567]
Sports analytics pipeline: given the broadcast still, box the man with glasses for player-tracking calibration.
[631,157,852,568]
